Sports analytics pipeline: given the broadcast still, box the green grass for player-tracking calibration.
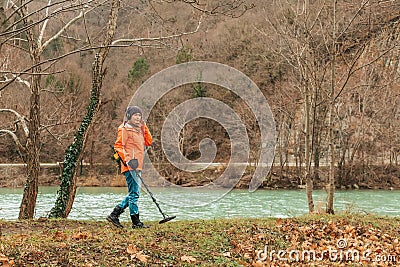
[1,214,399,266]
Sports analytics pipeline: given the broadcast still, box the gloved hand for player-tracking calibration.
[127,159,139,170]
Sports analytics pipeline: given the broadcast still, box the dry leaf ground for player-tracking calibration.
[1,214,399,266]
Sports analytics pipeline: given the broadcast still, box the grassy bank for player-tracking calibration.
[1,214,399,266]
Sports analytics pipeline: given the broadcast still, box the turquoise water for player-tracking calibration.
[0,187,399,222]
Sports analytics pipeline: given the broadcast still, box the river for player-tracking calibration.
[0,187,399,222]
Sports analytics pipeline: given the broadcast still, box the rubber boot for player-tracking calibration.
[107,206,124,228]
[130,214,149,229]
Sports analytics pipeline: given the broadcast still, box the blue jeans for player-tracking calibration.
[117,170,141,215]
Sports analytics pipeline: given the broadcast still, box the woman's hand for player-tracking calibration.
[127,158,139,170]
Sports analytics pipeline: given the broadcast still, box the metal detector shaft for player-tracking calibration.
[135,170,166,217]
[134,170,176,224]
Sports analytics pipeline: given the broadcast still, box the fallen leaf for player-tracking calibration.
[369,235,379,242]
[72,232,90,240]
[53,231,67,240]
[236,259,248,266]
[126,244,139,255]
[345,225,355,234]
[181,255,196,263]
[0,255,9,262]
[252,260,265,267]
[135,251,149,263]
[244,252,252,259]
[0,254,14,267]
[222,251,231,257]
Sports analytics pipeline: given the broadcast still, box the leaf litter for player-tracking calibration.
[0,214,399,266]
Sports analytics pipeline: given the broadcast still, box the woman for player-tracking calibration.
[107,105,152,229]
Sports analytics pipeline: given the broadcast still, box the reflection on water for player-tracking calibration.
[0,187,399,221]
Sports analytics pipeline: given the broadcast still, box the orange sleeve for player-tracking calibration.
[114,127,123,158]
[114,126,131,163]
[114,124,130,173]
[142,123,153,147]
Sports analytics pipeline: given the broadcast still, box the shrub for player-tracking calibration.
[127,57,149,85]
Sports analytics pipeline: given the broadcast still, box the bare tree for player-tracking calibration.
[337,18,400,187]
[260,0,399,213]
[260,0,331,213]
[1,0,109,219]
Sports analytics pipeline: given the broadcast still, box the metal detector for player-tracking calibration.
[114,149,176,224]
[134,170,176,224]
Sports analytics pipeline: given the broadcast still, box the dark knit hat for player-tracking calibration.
[126,106,142,120]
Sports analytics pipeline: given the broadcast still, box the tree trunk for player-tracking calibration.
[49,54,105,219]
[19,78,40,219]
[304,85,314,213]
[18,31,41,219]
[337,134,348,187]
[326,0,337,215]
[49,0,120,218]
[326,105,335,214]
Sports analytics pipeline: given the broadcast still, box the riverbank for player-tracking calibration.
[1,214,399,266]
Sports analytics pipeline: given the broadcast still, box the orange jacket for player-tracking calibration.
[114,122,152,173]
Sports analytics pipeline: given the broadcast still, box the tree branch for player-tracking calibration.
[37,0,52,47]
[0,18,203,92]
[112,17,202,45]
[0,129,26,156]
[0,73,31,88]
[40,1,104,53]
[175,0,254,18]
[334,42,398,101]
[0,108,29,137]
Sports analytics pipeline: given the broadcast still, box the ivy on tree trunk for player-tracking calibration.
[48,0,120,218]
[48,60,102,218]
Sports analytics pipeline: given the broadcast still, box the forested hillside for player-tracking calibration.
[1,0,399,189]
